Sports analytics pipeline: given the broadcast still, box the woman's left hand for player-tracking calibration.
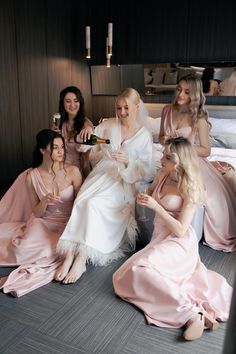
[79,126,94,142]
[136,193,159,211]
[111,150,128,166]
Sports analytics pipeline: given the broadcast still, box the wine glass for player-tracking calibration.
[52,113,61,132]
[52,181,61,214]
[137,183,149,222]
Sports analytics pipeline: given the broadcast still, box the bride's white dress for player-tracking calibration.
[57,118,153,265]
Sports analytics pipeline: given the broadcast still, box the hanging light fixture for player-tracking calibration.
[106,37,111,68]
[85,26,91,59]
[107,23,113,56]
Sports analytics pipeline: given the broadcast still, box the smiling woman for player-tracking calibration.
[53,86,94,179]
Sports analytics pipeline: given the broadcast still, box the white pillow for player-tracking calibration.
[209,117,236,134]
[144,74,153,85]
[146,117,161,142]
[152,72,164,85]
[146,117,161,133]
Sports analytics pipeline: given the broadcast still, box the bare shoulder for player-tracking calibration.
[65,164,82,177]
[163,104,172,113]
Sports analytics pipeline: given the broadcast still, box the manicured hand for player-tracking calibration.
[79,126,93,141]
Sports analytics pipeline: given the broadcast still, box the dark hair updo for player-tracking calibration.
[32,129,65,168]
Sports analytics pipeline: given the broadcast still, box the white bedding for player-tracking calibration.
[153,144,236,170]
[208,147,236,170]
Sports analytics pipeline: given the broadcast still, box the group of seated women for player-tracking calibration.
[1,78,236,341]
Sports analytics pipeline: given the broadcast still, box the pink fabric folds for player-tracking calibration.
[113,173,232,328]
[0,168,74,296]
[162,105,236,252]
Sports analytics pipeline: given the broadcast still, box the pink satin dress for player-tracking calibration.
[0,168,74,297]
[113,173,232,328]
[162,105,236,252]
[0,125,80,223]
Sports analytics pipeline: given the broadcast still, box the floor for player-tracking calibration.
[0,242,235,354]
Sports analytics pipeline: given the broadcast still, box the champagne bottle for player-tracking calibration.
[74,133,110,145]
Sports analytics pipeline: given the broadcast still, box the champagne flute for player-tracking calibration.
[52,181,60,214]
[137,183,149,222]
[52,113,61,132]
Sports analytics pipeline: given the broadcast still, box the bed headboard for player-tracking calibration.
[144,103,236,120]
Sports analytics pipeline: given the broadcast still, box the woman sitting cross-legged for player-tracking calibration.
[113,137,232,341]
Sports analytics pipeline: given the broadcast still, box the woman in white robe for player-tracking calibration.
[55,88,153,284]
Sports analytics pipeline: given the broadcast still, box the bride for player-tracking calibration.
[55,88,153,284]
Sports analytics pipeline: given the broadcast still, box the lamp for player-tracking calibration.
[108,23,113,56]
[85,26,91,59]
[106,37,111,67]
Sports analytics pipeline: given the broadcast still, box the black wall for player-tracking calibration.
[88,0,236,65]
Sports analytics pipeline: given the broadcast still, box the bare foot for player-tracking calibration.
[62,254,86,284]
[54,253,74,281]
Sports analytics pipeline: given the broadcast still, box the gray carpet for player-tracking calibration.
[0,243,235,354]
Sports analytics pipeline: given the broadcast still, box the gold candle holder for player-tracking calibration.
[108,45,112,56]
[106,57,111,67]
[86,48,91,59]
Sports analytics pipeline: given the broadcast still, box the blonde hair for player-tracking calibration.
[115,88,141,123]
[116,87,140,105]
[174,74,211,127]
[166,137,205,204]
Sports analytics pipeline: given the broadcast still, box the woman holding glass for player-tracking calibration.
[55,88,153,284]
[0,129,82,296]
[53,86,94,180]
[113,137,232,341]
[0,86,92,224]
[159,74,236,252]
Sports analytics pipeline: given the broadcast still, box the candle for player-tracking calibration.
[108,23,113,47]
[85,26,91,58]
[85,26,91,49]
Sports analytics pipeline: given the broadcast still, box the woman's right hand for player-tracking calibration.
[79,126,94,142]
[159,134,170,145]
[33,193,60,217]
[51,124,61,134]
[42,193,60,206]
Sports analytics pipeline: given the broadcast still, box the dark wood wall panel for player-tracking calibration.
[46,0,73,122]
[71,60,92,119]
[0,1,22,186]
[15,0,49,167]
[187,1,236,63]
[91,96,116,124]
[0,0,92,187]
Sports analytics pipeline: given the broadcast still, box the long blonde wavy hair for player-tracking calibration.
[166,137,205,205]
[173,74,211,128]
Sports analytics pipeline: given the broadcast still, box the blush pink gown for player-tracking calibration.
[113,173,232,328]
[161,105,236,252]
[0,168,74,297]
[0,128,80,224]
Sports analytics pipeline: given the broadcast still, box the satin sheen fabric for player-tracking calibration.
[0,168,74,296]
[57,118,153,266]
[161,105,236,252]
[113,173,232,328]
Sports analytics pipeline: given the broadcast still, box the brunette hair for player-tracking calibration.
[32,129,65,168]
[59,86,86,133]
